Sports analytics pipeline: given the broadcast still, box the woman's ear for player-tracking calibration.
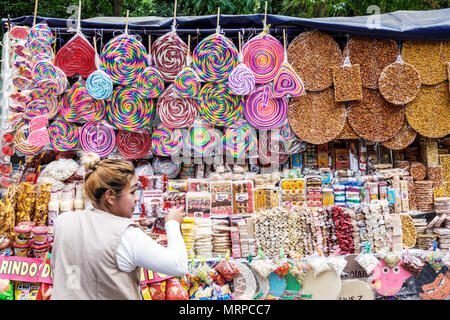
[104,189,116,206]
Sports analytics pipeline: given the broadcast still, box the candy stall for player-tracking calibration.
[0,6,449,301]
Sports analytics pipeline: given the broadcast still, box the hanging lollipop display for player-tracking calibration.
[271,30,305,98]
[54,1,96,78]
[244,84,288,130]
[222,119,258,158]
[192,8,239,83]
[48,120,79,151]
[59,79,106,123]
[174,35,201,98]
[197,83,243,127]
[100,10,149,85]
[157,84,198,129]
[183,121,221,157]
[228,32,256,96]
[151,1,188,82]
[116,129,152,159]
[135,35,165,98]
[86,35,114,100]
[13,120,44,155]
[79,121,116,157]
[107,86,153,131]
[151,125,183,157]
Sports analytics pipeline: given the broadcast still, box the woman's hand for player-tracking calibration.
[165,206,186,225]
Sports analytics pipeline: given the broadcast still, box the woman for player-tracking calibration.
[51,153,188,300]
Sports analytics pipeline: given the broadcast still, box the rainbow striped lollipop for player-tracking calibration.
[107,86,153,131]
[192,33,239,83]
[32,60,57,82]
[28,38,54,59]
[59,79,106,122]
[151,125,183,156]
[183,122,221,157]
[100,34,149,85]
[25,99,50,118]
[86,69,113,100]
[197,83,243,127]
[173,67,201,98]
[27,23,53,45]
[13,120,44,155]
[223,119,257,158]
[48,120,79,151]
[244,85,288,130]
[80,122,116,157]
[136,66,165,98]
[35,78,59,96]
[242,34,284,84]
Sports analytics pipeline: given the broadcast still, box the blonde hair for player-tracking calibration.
[80,153,135,203]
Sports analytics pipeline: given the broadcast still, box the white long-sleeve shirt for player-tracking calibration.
[116,220,188,276]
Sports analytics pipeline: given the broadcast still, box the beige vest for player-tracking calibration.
[50,207,142,300]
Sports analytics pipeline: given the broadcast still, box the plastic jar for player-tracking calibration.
[32,226,49,245]
[31,242,49,259]
[14,225,32,245]
[13,241,30,257]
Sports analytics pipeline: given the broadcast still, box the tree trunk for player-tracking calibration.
[111,0,123,16]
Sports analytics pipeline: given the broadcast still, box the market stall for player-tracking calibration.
[0,5,449,300]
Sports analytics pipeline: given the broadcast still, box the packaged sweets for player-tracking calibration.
[186,192,211,218]
[280,179,306,208]
[13,241,30,257]
[31,226,48,245]
[232,180,255,215]
[14,224,31,245]
[188,179,210,192]
[210,181,232,217]
[254,187,280,212]
[31,242,49,259]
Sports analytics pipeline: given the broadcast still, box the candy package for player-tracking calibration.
[401,254,425,277]
[189,284,214,300]
[355,252,380,275]
[186,192,211,218]
[210,181,233,217]
[215,259,240,282]
[165,277,189,300]
[146,281,167,300]
[36,283,52,300]
[249,258,276,279]
[232,180,255,215]
[327,255,347,276]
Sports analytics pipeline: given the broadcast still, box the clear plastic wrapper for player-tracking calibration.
[210,181,233,217]
[306,253,331,278]
[232,180,255,215]
[186,192,211,218]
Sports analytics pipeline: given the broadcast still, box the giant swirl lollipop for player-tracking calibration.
[116,129,152,159]
[174,35,201,98]
[151,125,183,157]
[228,32,255,95]
[242,32,284,84]
[80,122,116,157]
[157,84,198,129]
[107,86,153,131]
[183,121,221,157]
[100,34,149,85]
[192,32,238,83]
[198,83,243,127]
[48,120,79,151]
[223,119,258,158]
[244,85,288,130]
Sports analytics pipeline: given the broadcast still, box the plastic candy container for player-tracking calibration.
[32,226,49,245]
[13,242,30,257]
[31,242,49,259]
[14,225,32,245]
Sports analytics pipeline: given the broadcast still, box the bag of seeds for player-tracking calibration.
[332,55,363,102]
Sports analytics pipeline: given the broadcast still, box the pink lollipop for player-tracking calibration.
[242,34,284,84]
[156,84,198,129]
[243,85,288,130]
[272,62,305,98]
[27,128,50,148]
[227,63,255,96]
[80,122,116,157]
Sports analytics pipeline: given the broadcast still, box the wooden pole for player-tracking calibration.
[263,1,268,28]
[33,0,39,26]
[125,10,129,34]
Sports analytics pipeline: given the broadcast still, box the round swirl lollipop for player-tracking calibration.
[86,69,113,100]
[32,60,57,82]
[28,23,53,45]
[54,66,69,95]
[79,122,116,157]
[192,33,239,83]
[183,122,221,157]
[31,54,53,65]
[197,83,243,127]
[151,125,183,156]
[13,121,44,155]
[28,38,54,59]
[242,34,284,84]
[107,86,153,131]
[152,32,188,82]
[48,120,79,151]
[136,66,165,98]
[157,84,198,128]
[100,34,149,85]
[59,79,106,122]
[244,85,288,130]
[116,129,152,159]
[25,99,50,118]
[223,120,258,158]
[35,78,58,96]
[174,67,201,97]
[12,76,34,91]
[228,63,255,95]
